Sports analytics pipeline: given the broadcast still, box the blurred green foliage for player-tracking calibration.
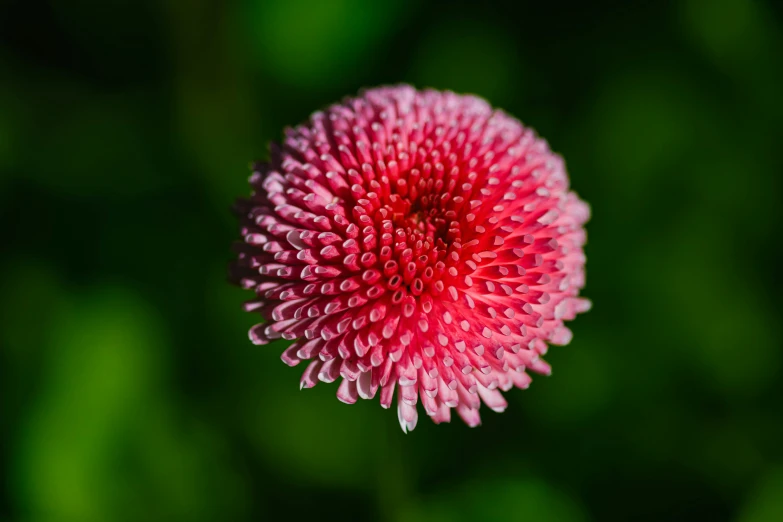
[1,0,782,521]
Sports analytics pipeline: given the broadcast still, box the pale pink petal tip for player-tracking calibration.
[231,85,590,432]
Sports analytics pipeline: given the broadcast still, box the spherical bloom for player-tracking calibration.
[230,85,590,432]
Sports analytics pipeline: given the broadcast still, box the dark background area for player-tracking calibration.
[2,0,782,520]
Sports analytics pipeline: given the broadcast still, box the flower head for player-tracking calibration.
[231,86,590,432]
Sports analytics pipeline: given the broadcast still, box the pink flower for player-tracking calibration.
[231,85,590,432]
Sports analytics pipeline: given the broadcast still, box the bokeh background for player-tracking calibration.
[2,0,783,520]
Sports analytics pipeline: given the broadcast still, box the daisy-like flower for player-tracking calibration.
[231,85,590,432]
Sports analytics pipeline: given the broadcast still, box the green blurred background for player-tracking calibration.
[2,0,782,520]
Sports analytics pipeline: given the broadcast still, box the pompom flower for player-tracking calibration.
[231,85,590,432]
